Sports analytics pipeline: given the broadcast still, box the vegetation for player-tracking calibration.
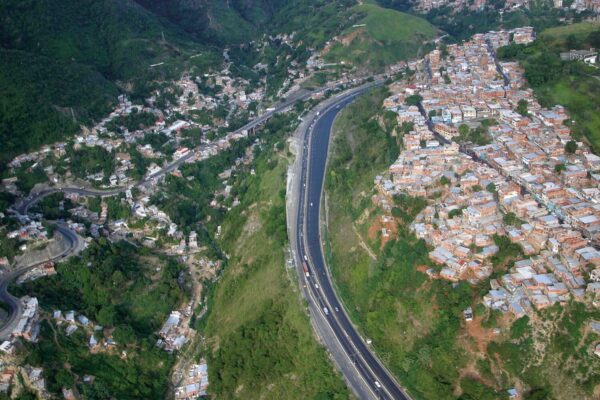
[454,124,492,146]
[326,87,401,220]
[490,234,524,270]
[13,239,187,398]
[422,1,586,41]
[502,212,524,227]
[565,140,578,154]
[516,99,529,116]
[106,109,157,132]
[9,162,48,194]
[324,3,437,71]
[64,145,115,180]
[203,113,349,399]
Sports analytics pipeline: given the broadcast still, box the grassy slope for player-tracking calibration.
[324,3,437,70]
[536,22,600,152]
[204,131,349,399]
[540,21,600,43]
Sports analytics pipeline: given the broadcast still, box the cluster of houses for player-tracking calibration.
[156,310,194,353]
[415,0,600,13]
[17,262,56,284]
[174,362,209,400]
[8,296,40,343]
[5,221,49,252]
[377,28,600,319]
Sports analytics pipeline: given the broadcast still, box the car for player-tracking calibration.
[334,307,339,312]
[374,381,381,389]
[315,283,319,289]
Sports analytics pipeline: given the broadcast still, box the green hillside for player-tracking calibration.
[0,0,219,167]
[201,113,350,399]
[0,50,118,167]
[324,3,437,70]
[133,0,357,46]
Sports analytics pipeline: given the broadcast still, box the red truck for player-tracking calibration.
[302,261,310,277]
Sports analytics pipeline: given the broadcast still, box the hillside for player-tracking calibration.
[133,0,358,47]
[324,3,437,70]
[0,0,363,168]
[0,0,218,168]
[199,113,350,399]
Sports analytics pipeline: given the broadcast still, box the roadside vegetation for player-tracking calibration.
[200,112,350,399]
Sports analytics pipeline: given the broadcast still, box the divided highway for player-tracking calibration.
[292,85,410,400]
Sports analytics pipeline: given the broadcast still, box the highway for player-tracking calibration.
[6,77,410,396]
[291,84,410,400]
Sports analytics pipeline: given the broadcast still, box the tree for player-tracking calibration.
[516,99,528,116]
[401,121,414,133]
[566,34,581,50]
[554,163,566,173]
[440,42,449,59]
[405,94,423,106]
[486,182,496,193]
[565,140,578,154]
[587,30,600,49]
[448,208,463,218]
[440,176,451,186]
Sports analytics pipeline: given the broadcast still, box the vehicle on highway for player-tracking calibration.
[374,381,381,389]
[303,262,310,277]
[323,307,329,315]
[335,307,339,312]
[315,283,319,289]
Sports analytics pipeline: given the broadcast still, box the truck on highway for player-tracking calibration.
[303,261,310,277]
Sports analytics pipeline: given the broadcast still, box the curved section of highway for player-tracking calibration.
[292,85,410,399]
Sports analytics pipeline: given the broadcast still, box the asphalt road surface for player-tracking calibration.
[293,86,410,400]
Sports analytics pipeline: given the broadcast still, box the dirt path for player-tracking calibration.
[352,224,377,260]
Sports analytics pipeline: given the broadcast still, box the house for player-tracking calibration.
[560,49,597,65]
[463,307,474,322]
